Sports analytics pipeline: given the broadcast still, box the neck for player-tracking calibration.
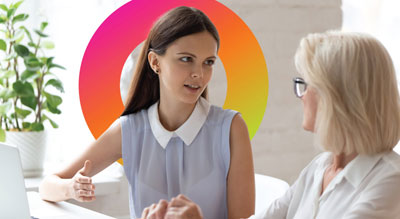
[331,152,358,171]
[158,97,197,131]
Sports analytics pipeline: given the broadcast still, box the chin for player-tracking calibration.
[180,95,200,105]
[302,122,314,132]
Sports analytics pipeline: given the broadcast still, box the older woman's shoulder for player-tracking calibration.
[382,151,400,172]
[296,152,332,179]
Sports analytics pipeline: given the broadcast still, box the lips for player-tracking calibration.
[184,84,200,89]
[184,84,201,93]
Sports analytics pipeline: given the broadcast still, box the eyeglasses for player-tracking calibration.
[293,77,307,98]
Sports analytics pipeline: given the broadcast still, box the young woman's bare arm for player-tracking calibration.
[227,114,255,219]
[39,121,122,202]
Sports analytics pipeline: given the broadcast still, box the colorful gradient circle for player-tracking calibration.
[79,0,269,161]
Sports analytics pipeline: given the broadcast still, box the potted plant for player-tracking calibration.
[0,1,64,177]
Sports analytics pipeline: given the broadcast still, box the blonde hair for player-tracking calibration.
[295,31,400,155]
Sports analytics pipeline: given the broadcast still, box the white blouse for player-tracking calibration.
[250,151,400,219]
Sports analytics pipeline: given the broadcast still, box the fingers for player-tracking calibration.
[176,194,190,201]
[73,183,95,191]
[169,196,188,207]
[75,174,92,184]
[166,195,203,219]
[153,199,168,218]
[76,189,95,197]
[76,196,96,202]
[142,207,150,219]
[71,176,95,202]
[142,199,168,219]
[79,160,92,176]
[74,188,96,202]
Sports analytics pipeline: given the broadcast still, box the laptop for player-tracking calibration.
[0,143,113,219]
[0,142,32,219]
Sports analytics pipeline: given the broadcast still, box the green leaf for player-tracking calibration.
[45,79,64,92]
[0,129,5,142]
[21,70,39,81]
[0,70,16,79]
[43,91,62,107]
[43,100,61,114]
[1,91,15,100]
[34,29,48,38]
[42,114,58,128]
[0,88,16,100]
[12,80,35,97]
[20,26,33,43]
[12,13,28,23]
[24,56,41,66]
[7,8,16,19]
[4,52,17,61]
[0,39,6,51]
[0,101,12,116]
[49,63,66,70]
[21,96,37,110]
[24,56,42,71]
[15,33,24,44]
[0,4,8,12]
[22,122,31,130]
[27,42,37,48]
[0,17,6,23]
[40,22,48,31]
[40,40,54,49]
[8,28,24,42]
[14,44,29,57]
[15,107,31,119]
[10,1,23,10]
[31,122,44,131]
[43,57,54,65]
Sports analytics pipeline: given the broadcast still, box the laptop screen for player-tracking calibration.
[0,143,31,219]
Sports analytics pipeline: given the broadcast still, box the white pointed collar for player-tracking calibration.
[148,97,211,149]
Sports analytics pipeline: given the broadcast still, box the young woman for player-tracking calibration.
[39,6,255,219]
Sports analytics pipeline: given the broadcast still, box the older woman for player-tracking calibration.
[142,31,400,219]
[254,31,400,218]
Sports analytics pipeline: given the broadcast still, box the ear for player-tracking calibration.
[148,51,160,74]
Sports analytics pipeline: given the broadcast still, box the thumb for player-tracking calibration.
[79,160,92,176]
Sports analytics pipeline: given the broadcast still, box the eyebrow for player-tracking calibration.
[176,52,216,59]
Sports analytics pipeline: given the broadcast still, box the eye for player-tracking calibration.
[204,59,215,66]
[180,57,193,62]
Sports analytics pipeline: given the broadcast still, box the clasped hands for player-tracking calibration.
[141,194,203,219]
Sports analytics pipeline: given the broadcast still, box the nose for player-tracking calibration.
[191,64,203,78]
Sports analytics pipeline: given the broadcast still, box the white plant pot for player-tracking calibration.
[5,131,47,178]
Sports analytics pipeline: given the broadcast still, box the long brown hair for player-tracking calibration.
[121,6,220,116]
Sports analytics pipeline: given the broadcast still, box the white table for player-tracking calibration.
[27,191,115,219]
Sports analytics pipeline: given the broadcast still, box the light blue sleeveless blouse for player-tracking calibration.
[120,98,237,219]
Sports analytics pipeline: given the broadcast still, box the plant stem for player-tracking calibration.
[3,117,9,131]
[4,20,15,129]
[35,77,41,122]
[34,38,41,56]
[33,36,43,123]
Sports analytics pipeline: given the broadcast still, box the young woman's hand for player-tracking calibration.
[68,160,96,202]
[165,195,203,219]
[141,195,203,219]
[141,199,169,219]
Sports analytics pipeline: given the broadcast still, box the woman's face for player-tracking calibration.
[150,31,218,105]
[301,85,318,132]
